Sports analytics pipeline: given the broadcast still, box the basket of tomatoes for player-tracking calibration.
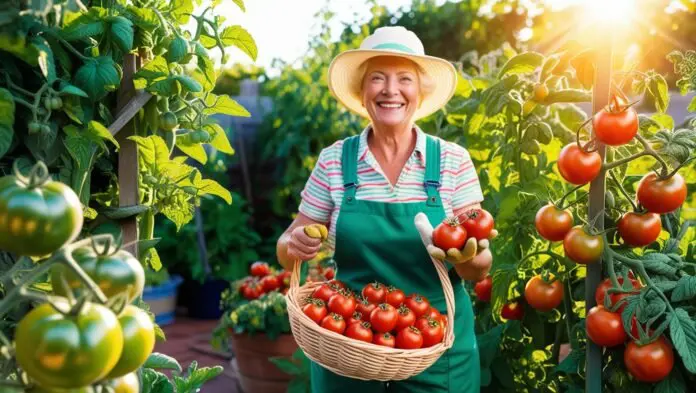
[285,225,455,381]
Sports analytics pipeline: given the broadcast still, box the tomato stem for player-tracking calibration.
[574,118,595,153]
[608,170,637,211]
[519,250,565,266]
[635,134,671,178]
[557,184,585,209]
[602,150,650,172]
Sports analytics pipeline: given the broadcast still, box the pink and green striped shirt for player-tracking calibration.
[299,126,484,249]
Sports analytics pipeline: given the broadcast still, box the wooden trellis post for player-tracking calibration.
[585,28,614,393]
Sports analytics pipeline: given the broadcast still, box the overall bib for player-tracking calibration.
[309,135,480,393]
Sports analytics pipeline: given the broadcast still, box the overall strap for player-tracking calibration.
[341,135,360,205]
[424,136,442,207]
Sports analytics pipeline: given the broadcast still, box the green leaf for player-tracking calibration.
[171,0,194,24]
[161,202,194,230]
[63,126,95,169]
[166,36,188,63]
[204,94,250,117]
[177,140,207,164]
[141,368,173,393]
[0,33,40,65]
[652,113,674,130]
[62,20,105,41]
[231,0,245,11]
[647,71,670,113]
[128,135,170,167]
[173,75,202,93]
[555,348,583,374]
[74,56,121,100]
[109,16,134,53]
[642,253,678,278]
[144,352,182,372]
[497,52,543,79]
[193,56,216,92]
[0,88,15,126]
[87,120,119,149]
[543,89,591,104]
[58,83,89,98]
[203,123,234,154]
[195,178,232,204]
[101,204,149,219]
[669,308,696,373]
[148,77,180,96]
[134,56,169,87]
[186,365,224,389]
[672,276,696,302]
[146,247,162,271]
[127,6,159,28]
[0,124,13,159]
[32,37,56,82]
[220,25,257,61]
[570,49,596,90]
[688,96,696,113]
[654,369,686,393]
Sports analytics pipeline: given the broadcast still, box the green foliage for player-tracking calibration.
[142,359,223,393]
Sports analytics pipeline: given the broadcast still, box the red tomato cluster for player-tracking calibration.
[432,209,495,251]
[303,280,447,349]
[239,262,292,299]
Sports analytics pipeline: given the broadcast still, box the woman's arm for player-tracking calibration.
[276,212,329,271]
[452,203,492,281]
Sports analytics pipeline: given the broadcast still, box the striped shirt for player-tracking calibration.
[299,125,484,249]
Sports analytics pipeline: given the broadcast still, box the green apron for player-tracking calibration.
[309,134,480,393]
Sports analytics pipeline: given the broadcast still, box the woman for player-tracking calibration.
[276,26,494,393]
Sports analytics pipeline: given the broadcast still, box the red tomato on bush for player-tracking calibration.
[261,275,280,292]
[586,306,626,347]
[636,172,687,214]
[362,282,386,304]
[592,106,639,146]
[302,299,327,324]
[320,313,346,335]
[396,326,423,349]
[624,337,674,382]
[432,218,468,250]
[345,321,374,343]
[242,282,263,300]
[385,286,405,308]
[395,305,416,331]
[277,271,292,287]
[356,296,377,321]
[370,303,398,333]
[474,276,492,302]
[327,291,357,319]
[524,275,563,312]
[557,144,602,185]
[404,294,430,317]
[595,276,641,313]
[373,332,395,348]
[250,262,270,277]
[501,302,524,320]
[617,212,662,247]
[535,204,573,242]
[459,209,494,240]
[563,226,604,265]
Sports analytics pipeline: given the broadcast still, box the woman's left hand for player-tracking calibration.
[414,212,497,265]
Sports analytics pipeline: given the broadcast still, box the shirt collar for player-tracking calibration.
[357,125,427,165]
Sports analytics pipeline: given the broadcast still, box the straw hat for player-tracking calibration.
[328,26,458,121]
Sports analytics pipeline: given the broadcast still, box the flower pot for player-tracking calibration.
[231,333,299,393]
[142,275,183,326]
[185,277,228,320]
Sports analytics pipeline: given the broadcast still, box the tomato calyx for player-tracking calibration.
[12,160,51,189]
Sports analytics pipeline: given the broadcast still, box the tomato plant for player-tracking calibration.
[636,172,687,214]
[624,337,674,382]
[500,302,524,321]
[585,306,626,347]
[459,208,495,240]
[535,204,573,242]
[563,226,604,264]
[473,276,492,302]
[524,275,563,312]
[592,105,639,146]
[617,211,662,247]
[432,217,468,250]
[107,305,156,379]
[594,276,641,312]
[556,144,602,185]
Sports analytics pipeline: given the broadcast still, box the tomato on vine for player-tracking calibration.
[432,217,467,250]
[107,305,156,378]
[557,144,602,185]
[250,262,270,277]
[636,172,687,214]
[563,226,604,265]
[501,302,524,320]
[617,211,662,247]
[459,208,495,240]
[624,337,674,382]
[535,204,573,242]
[161,111,179,131]
[474,276,492,302]
[586,306,626,347]
[524,275,563,312]
[595,276,641,313]
[592,105,639,146]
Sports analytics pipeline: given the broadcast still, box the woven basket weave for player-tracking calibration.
[285,254,455,381]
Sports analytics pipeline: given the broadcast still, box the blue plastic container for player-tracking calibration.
[142,275,184,326]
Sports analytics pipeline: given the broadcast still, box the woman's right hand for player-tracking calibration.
[286,225,324,262]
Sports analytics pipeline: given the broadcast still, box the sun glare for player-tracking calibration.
[585,0,636,24]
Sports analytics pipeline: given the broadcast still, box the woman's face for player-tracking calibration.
[362,56,420,127]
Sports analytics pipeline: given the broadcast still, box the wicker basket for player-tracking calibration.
[285,254,455,381]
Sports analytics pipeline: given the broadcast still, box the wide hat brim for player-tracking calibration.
[327,49,458,121]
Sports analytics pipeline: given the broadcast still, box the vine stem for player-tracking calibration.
[557,184,585,209]
[44,31,90,62]
[10,96,34,110]
[563,280,576,349]
[610,249,676,314]
[608,169,637,211]
[602,150,650,171]
[153,9,171,36]
[4,75,35,97]
[519,250,565,266]
[635,134,670,177]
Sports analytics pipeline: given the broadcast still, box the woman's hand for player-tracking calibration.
[414,212,497,265]
[287,226,323,262]
[277,214,329,271]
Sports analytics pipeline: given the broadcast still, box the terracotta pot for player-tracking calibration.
[231,358,294,393]
[231,333,299,381]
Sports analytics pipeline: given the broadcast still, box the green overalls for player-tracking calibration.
[309,134,480,393]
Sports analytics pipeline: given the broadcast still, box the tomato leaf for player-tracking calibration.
[569,49,596,90]
[62,20,105,41]
[63,125,97,169]
[129,135,171,168]
[669,308,696,373]
[203,122,234,154]
[171,0,193,24]
[141,368,173,393]
[688,96,696,113]
[134,56,169,87]
[543,89,591,104]
[32,37,56,82]
[541,54,560,82]
[231,0,245,11]
[554,348,583,374]
[192,56,216,92]
[646,71,670,113]
[176,139,207,164]
[671,276,696,302]
[490,265,517,316]
[0,88,15,127]
[109,15,134,53]
[74,56,121,100]
[0,124,13,160]
[204,94,250,117]
[654,368,686,393]
[144,352,182,372]
[641,252,679,278]
[497,52,543,79]
[126,6,159,28]
[58,82,89,98]
[87,120,119,149]
[0,32,40,65]
[195,178,232,204]
[148,77,181,96]
[172,75,202,93]
[220,25,257,61]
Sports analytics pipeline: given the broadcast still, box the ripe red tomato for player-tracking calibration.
[637,172,687,214]
[328,279,346,289]
[396,326,423,349]
[586,306,626,347]
[618,212,662,247]
[347,312,363,326]
[592,106,639,146]
[312,283,338,303]
[242,283,262,300]
[277,271,292,288]
[557,144,602,185]
[535,204,573,242]
[437,314,448,329]
[424,307,441,321]
[373,332,395,348]
[362,282,387,304]
[395,305,416,331]
[323,267,335,280]
[261,275,280,292]
[385,286,405,308]
[595,277,641,313]
[563,226,604,265]
[415,318,444,347]
[474,276,492,302]
[370,303,398,333]
[302,299,327,324]
[624,337,674,382]
[630,316,654,339]
[524,275,564,312]
[250,262,270,277]
[432,218,468,250]
[320,313,346,335]
[356,296,377,321]
[404,294,430,317]
[345,321,374,343]
[501,302,524,320]
[327,291,357,319]
[460,209,495,240]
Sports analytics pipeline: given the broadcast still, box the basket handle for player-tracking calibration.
[429,254,456,347]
